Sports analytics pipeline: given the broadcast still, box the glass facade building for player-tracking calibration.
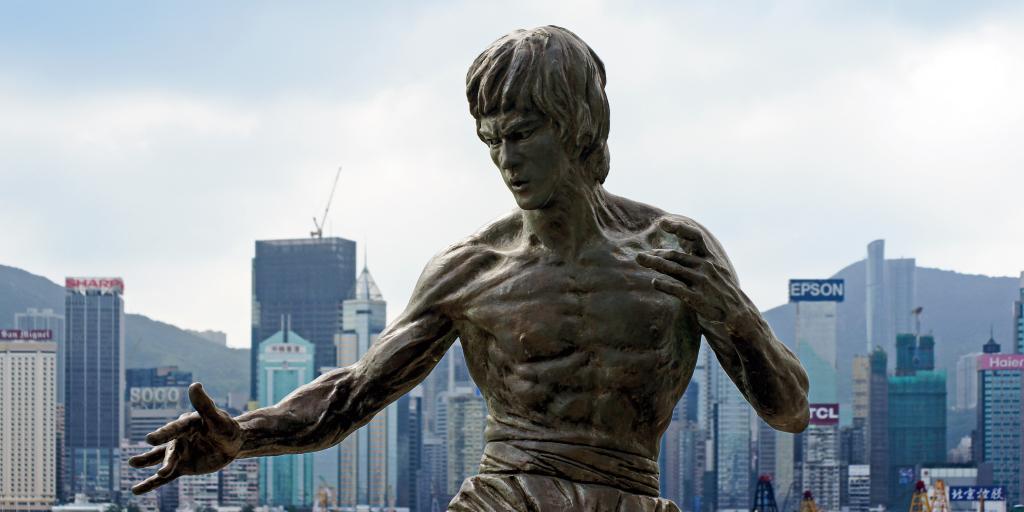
[64,277,125,502]
[251,237,357,397]
[976,353,1023,506]
[257,329,315,507]
[887,370,946,509]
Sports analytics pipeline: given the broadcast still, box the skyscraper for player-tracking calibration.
[976,349,1023,505]
[866,240,887,352]
[125,367,192,443]
[803,404,840,512]
[396,391,423,510]
[887,368,946,509]
[251,237,357,397]
[864,240,917,355]
[64,277,125,502]
[955,351,982,410]
[257,328,315,507]
[445,387,487,496]
[14,308,65,404]
[867,347,889,507]
[1014,271,1024,354]
[335,266,398,507]
[0,332,58,511]
[706,349,751,512]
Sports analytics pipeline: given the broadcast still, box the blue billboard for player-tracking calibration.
[949,487,1006,502]
[789,279,845,302]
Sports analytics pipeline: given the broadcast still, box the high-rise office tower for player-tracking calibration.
[0,333,58,511]
[64,277,125,502]
[445,387,486,496]
[887,354,946,509]
[257,328,315,507]
[706,350,751,512]
[866,240,887,352]
[397,391,423,510]
[847,465,871,512]
[956,351,982,410]
[976,348,1023,505]
[784,279,843,509]
[125,367,192,443]
[867,347,889,507]
[218,459,259,508]
[119,442,160,512]
[1014,271,1024,354]
[14,308,65,404]
[865,240,917,355]
[419,435,448,512]
[802,404,841,512]
[251,237,357,397]
[176,473,219,511]
[335,266,398,507]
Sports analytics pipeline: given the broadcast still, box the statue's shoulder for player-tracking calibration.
[418,211,520,282]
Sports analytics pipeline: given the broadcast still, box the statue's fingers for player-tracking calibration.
[637,253,704,286]
[132,470,178,495]
[650,249,702,267]
[188,382,233,433]
[157,442,179,477]
[659,219,708,256]
[146,414,198,446]
[128,446,165,468]
[652,277,698,304]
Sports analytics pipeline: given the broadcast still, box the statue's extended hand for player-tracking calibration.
[129,383,243,495]
[636,219,747,323]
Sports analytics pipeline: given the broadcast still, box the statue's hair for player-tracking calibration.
[466,26,611,184]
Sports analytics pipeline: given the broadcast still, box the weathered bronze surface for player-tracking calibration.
[132,26,809,510]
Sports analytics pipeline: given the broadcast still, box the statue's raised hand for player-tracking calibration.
[129,383,243,495]
[636,218,748,323]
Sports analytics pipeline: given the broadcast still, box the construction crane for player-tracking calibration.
[909,480,933,512]
[799,491,819,512]
[752,475,779,512]
[311,166,343,239]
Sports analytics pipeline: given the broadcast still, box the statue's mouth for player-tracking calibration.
[511,179,529,190]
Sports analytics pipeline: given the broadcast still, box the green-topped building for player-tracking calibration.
[257,326,315,507]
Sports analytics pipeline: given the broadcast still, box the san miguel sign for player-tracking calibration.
[808,403,839,425]
[0,329,53,341]
[65,277,124,295]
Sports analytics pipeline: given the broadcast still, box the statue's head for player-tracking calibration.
[467,26,610,210]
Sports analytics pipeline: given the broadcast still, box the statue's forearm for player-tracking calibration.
[233,362,377,458]
[704,304,809,433]
[233,317,457,459]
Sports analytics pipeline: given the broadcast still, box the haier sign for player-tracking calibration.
[789,279,844,302]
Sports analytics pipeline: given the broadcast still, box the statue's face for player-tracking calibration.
[477,110,573,210]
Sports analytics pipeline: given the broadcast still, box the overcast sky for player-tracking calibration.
[2,1,1022,348]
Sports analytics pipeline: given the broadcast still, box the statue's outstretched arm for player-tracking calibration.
[131,245,477,494]
[637,217,810,433]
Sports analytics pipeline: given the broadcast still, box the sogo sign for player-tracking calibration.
[808,403,839,425]
[130,387,184,405]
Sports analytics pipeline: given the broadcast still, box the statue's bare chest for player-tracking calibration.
[457,248,690,358]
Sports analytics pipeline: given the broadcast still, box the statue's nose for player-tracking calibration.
[498,142,522,171]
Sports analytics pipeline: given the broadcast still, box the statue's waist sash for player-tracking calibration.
[478,439,661,497]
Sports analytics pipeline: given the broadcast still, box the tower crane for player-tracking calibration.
[311,166,343,239]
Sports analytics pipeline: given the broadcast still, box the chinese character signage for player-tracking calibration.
[949,487,1006,502]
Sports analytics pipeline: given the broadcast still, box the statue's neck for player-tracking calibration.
[522,181,611,258]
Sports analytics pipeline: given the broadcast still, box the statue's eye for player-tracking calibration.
[509,130,533,141]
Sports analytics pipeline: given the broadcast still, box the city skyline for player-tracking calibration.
[2,2,1023,348]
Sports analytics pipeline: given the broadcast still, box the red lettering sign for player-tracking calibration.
[65,277,124,294]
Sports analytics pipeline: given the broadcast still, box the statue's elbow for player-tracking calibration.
[768,406,809,434]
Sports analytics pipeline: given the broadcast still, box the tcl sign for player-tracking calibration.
[809,403,839,425]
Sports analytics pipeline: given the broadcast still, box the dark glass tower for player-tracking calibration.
[64,277,125,502]
[251,237,356,397]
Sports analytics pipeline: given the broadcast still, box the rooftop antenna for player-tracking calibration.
[311,165,342,239]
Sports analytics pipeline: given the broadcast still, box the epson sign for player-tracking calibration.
[789,279,845,302]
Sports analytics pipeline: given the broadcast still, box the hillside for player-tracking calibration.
[0,264,249,401]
